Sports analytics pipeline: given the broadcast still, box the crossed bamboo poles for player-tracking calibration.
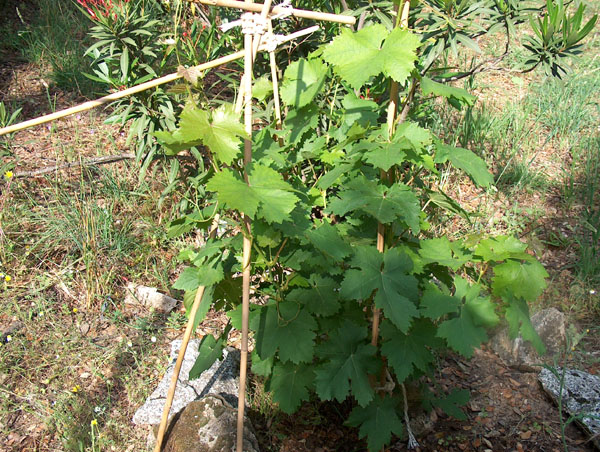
[0,3,355,452]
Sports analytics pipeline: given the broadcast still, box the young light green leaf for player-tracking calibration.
[177,104,246,164]
[492,260,549,301]
[207,166,299,223]
[346,395,404,452]
[475,235,530,262]
[249,165,300,224]
[280,58,328,107]
[250,349,273,377]
[381,28,421,84]
[207,169,260,218]
[341,94,379,128]
[322,24,388,89]
[270,362,315,413]
[253,75,274,101]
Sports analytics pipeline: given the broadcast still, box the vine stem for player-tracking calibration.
[236,3,255,449]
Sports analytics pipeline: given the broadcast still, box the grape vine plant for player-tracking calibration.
[150,1,596,449]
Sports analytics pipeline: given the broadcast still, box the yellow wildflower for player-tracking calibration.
[4,275,11,282]
[91,419,98,426]
[4,171,13,179]
[72,307,78,313]
[72,385,81,393]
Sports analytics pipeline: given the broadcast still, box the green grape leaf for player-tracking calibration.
[177,104,246,164]
[394,121,433,149]
[381,319,441,383]
[421,77,476,106]
[249,165,300,224]
[492,260,548,301]
[475,235,530,262]
[419,237,470,270]
[322,24,388,89]
[207,166,298,223]
[287,275,341,317]
[464,291,499,328]
[280,58,328,107]
[306,222,353,262]
[420,283,461,319]
[381,28,421,85]
[207,169,259,217]
[270,362,315,413]
[363,141,409,171]
[435,143,493,188]
[173,265,224,291]
[183,286,213,332]
[189,333,224,380]
[315,321,379,406]
[283,104,319,144]
[328,176,420,231]
[250,349,273,377]
[430,388,470,420]
[342,94,379,128]
[250,301,317,363]
[253,75,273,101]
[437,308,488,358]
[340,247,418,333]
[346,395,404,451]
[504,295,545,354]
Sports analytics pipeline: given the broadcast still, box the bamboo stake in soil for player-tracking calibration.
[0,27,319,137]
[237,3,255,449]
[192,0,356,25]
[153,286,206,452]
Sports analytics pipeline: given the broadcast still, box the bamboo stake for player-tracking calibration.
[153,215,220,452]
[192,0,356,25]
[236,3,255,449]
[153,286,206,452]
[0,26,319,137]
[268,20,284,136]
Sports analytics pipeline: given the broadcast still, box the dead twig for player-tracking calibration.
[13,153,136,178]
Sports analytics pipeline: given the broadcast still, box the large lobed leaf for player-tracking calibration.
[323,25,420,89]
[340,247,419,333]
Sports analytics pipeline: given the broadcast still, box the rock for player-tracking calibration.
[490,308,565,370]
[538,367,600,449]
[124,283,178,313]
[133,340,239,425]
[159,396,259,452]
